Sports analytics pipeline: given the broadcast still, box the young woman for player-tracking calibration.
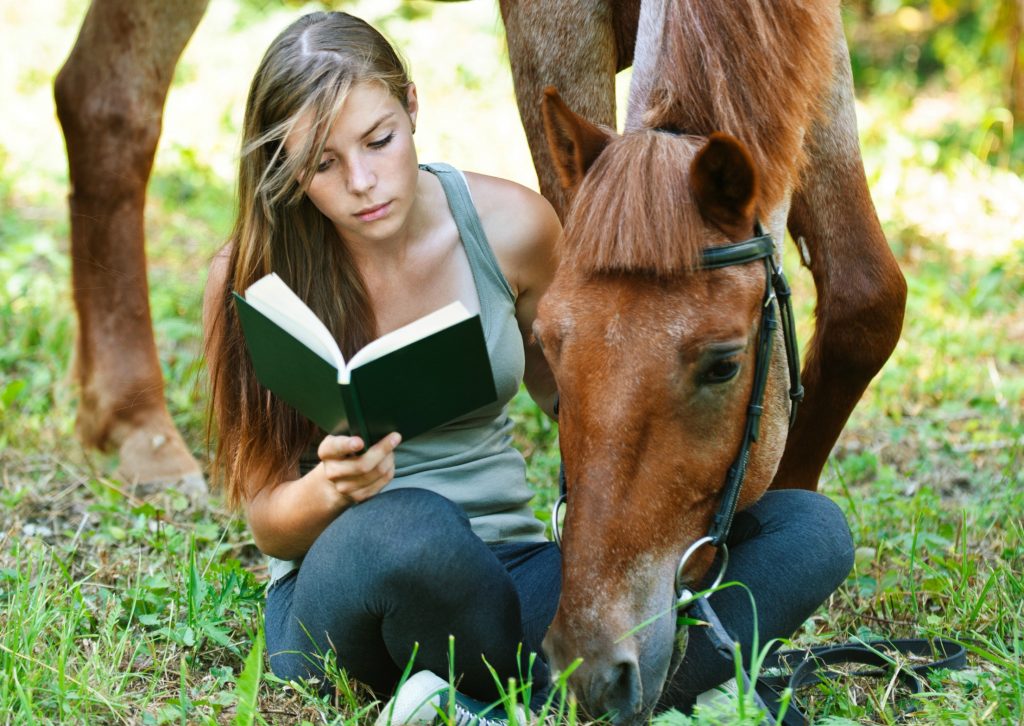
[204,11,560,720]
[205,10,854,724]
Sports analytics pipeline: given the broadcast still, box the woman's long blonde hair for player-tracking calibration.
[206,12,413,507]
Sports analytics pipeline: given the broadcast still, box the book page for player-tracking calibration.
[244,274,347,373]
[346,301,472,375]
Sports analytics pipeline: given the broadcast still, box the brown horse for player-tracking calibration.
[532,0,906,721]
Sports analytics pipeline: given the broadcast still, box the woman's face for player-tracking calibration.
[286,81,419,247]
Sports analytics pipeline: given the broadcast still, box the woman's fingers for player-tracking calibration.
[344,459,397,503]
[321,432,401,489]
[317,434,365,460]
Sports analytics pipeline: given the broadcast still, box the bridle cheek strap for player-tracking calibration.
[699,227,803,550]
[551,227,805,588]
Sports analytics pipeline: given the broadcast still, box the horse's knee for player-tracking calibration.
[55,64,163,186]
[814,252,907,377]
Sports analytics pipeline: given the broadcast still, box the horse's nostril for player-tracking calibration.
[592,659,643,723]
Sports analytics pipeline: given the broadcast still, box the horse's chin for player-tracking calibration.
[666,626,689,689]
[654,625,690,712]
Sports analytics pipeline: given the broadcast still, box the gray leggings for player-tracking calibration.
[264,487,853,709]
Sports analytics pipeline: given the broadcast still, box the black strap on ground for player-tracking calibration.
[755,636,966,725]
[690,596,967,725]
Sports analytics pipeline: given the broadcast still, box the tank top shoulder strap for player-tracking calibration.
[420,162,515,305]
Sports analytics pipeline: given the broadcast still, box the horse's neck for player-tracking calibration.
[624,0,669,132]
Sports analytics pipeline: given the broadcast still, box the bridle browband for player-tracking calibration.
[549,222,805,603]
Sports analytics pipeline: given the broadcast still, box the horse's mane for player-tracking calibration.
[561,1,836,276]
[562,132,711,276]
[642,0,836,212]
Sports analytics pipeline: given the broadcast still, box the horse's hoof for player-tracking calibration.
[116,427,208,503]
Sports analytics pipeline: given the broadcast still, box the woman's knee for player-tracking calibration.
[745,487,856,577]
[301,487,476,587]
[310,487,465,555]
[754,489,855,586]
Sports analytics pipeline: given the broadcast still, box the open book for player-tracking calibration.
[233,273,498,443]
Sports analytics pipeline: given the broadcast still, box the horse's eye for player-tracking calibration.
[702,359,740,384]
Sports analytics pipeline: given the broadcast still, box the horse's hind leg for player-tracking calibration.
[54,0,209,496]
[773,28,907,491]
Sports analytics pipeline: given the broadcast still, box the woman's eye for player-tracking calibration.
[702,359,740,384]
[316,158,333,173]
[368,132,394,150]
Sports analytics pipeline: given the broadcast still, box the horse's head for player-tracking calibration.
[536,88,795,722]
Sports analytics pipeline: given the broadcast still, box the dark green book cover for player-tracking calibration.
[233,292,497,443]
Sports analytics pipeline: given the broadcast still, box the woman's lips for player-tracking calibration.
[354,201,391,222]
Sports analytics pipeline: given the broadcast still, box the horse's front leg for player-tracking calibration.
[774,27,907,490]
[54,0,209,496]
[498,0,639,219]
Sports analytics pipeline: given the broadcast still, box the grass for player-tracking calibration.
[1,0,1023,723]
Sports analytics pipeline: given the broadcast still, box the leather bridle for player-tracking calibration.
[674,222,804,602]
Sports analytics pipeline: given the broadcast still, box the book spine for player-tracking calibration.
[341,384,370,444]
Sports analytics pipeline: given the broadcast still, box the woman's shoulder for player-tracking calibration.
[202,243,233,332]
[462,171,561,290]
[205,244,232,295]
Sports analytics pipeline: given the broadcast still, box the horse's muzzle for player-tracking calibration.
[544,618,676,724]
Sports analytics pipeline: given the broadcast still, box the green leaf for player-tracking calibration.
[202,621,235,650]
[138,612,162,627]
[233,632,264,726]
[1,378,26,406]
[180,626,196,647]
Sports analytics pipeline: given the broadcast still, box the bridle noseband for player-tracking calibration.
[549,223,805,604]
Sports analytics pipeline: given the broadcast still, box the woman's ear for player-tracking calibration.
[406,83,419,133]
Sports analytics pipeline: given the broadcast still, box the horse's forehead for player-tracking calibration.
[542,277,698,340]
[540,268,759,344]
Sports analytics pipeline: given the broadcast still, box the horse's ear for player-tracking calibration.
[691,133,759,239]
[541,86,613,190]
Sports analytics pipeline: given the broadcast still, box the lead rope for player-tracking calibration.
[688,596,775,724]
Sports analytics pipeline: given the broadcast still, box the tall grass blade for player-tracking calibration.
[233,631,264,726]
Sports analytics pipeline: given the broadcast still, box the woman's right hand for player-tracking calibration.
[317,432,402,509]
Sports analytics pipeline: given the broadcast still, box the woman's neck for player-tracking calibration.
[338,168,437,270]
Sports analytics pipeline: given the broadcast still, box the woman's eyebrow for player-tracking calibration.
[319,111,395,155]
[360,111,395,139]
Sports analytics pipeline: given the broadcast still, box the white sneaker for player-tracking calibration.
[693,676,738,709]
[375,670,526,726]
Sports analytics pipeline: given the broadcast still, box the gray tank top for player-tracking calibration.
[267,162,546,584]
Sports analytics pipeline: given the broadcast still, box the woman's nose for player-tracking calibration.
[346,157,376,194]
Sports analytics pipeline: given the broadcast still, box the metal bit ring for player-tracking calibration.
[675,536,729,606]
